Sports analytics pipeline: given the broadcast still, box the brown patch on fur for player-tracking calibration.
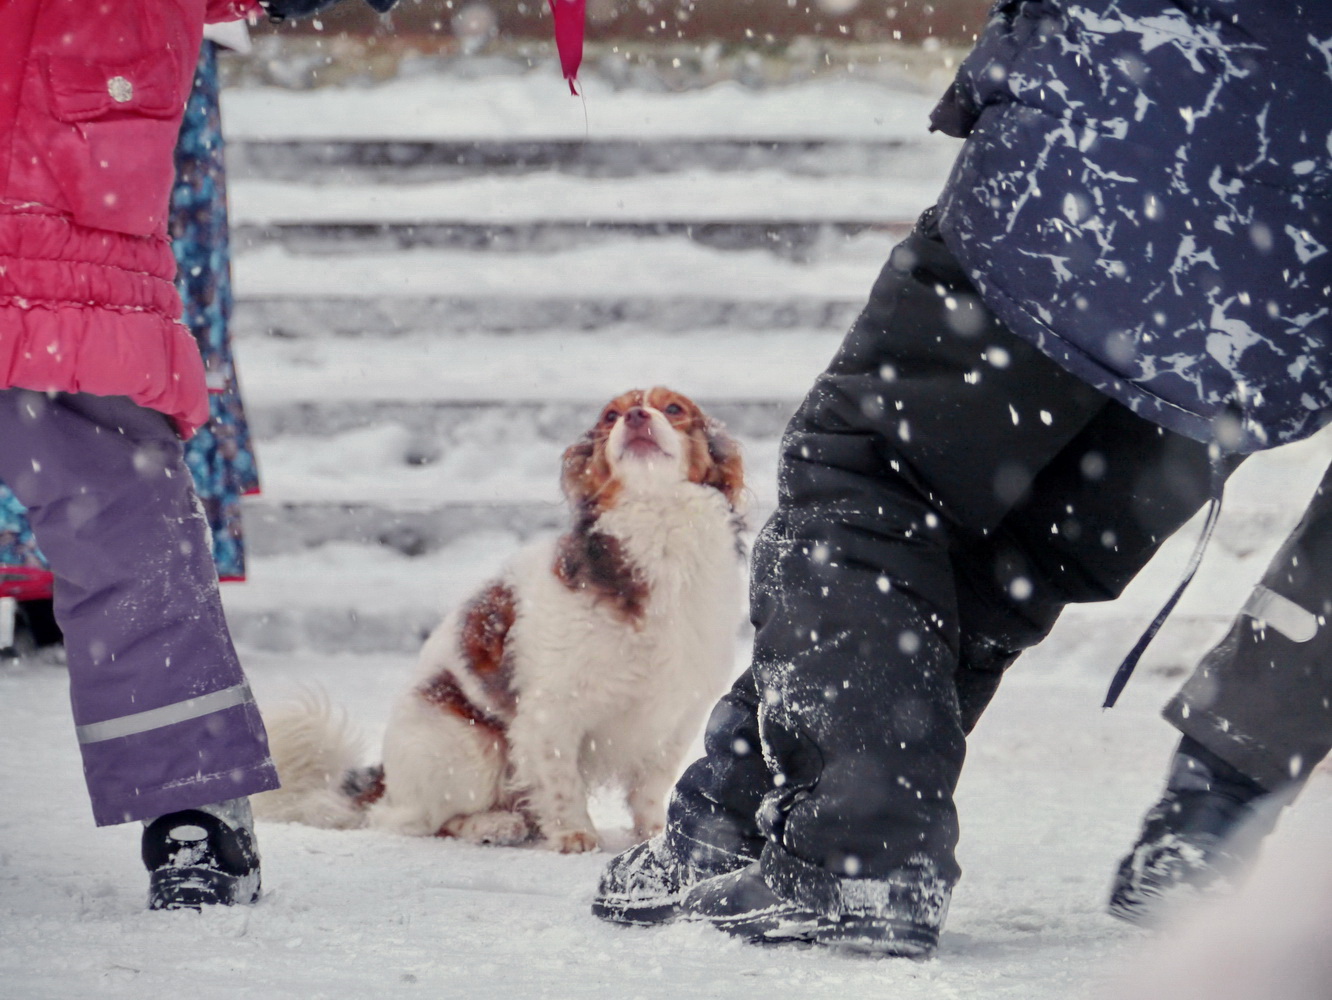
[419,672,508,742]
[696,421,746,510]
[458,582,519,717]
[560,434,621,515]
[553,517,650,626]
[342,764,387,809]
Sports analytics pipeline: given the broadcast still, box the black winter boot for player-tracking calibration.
[143,798,261,911]
[682,862,948,957]
[592,834,749,926]
[1108,737,1279,925]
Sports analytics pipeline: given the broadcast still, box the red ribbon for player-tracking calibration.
[547,0,586,95]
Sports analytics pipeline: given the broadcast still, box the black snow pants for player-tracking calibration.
[664,212,1236,908]
[1165,462,1332,793]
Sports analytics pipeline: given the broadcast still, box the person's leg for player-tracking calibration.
[604,410,1228,897]
[952,399,1239,731]
[1109,465,1332,923]
[595,213,1110,925]
[0,389,277,825]
[597,212,1228,945]
[663,669,769,864]
[682,219,1228,953]
[1167,463,1332,788]
[680,221,1119,950]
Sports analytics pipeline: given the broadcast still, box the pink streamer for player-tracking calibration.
[547,0,586,95]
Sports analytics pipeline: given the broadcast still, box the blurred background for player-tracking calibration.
[230,0,992,87]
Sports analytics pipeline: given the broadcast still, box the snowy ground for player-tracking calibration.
[5,57,1332,1000]
[6,617,1332,999]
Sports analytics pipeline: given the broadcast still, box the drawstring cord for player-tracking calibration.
[1102,448,1229,709]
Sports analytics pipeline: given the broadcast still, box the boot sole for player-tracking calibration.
[697,908,938,957]
[149,867,260,911]
[591,893,685,927]
[815,916,938,957]
[687,900,819,944]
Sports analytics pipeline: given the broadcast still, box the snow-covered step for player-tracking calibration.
[231,235,890,336]
[233,235,890,299]
[228,170,941,228]
[244,498,568,562]
[235,328,842,406]
[240,496,777,562]
[235,294,863,338]
[233,219,902,261]
[241,419,783,555]
[228,169,928,257]
[228,136,952,182]
[222,535,522,653]
[221,73,958,147]
[246,398,801,444]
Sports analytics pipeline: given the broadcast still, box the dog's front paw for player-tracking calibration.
[551,829,600,854]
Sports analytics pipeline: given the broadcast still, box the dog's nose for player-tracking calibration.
[624,407,650,428]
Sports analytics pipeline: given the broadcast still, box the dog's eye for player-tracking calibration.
[603,410,620,424]
[664,403,684,416]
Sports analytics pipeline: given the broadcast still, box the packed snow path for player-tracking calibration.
[6,640,1332,998]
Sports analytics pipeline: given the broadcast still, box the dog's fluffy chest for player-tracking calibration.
[507,482,742,700]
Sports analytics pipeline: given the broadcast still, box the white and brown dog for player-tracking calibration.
[256,387,746,852]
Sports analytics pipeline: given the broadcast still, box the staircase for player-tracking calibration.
[212,67,947,652]
[216,64,1332,669]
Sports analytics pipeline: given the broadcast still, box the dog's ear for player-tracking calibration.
[560,434,600,506]
[702,420,746,511]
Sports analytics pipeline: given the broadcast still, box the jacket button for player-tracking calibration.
[107,76,134,103]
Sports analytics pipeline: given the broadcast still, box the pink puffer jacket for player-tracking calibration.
[0,0,257,438]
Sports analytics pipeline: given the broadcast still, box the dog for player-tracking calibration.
[255,387,747,852]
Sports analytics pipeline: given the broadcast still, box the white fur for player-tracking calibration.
[372,467,743,850]
[257,414,745,853]
[252,692,365,830]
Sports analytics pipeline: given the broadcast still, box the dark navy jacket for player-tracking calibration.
[933,0,1332,451]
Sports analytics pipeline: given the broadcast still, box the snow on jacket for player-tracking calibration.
[932,0,1332,452]
[0,0,257,438]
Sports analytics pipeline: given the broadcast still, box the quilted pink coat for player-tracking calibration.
[0,0,256,438]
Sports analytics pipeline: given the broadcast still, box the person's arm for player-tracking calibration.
[205,0,264,23]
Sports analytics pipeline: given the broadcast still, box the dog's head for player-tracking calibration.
[560,387,745,514]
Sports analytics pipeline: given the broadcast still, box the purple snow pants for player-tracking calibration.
[0,389,278,825]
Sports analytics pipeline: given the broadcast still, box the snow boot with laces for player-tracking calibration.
[143,797,261,911]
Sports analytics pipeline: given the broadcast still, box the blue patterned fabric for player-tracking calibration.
[172,41,259,581]
[0,42,258,592]
[933,0,1332,451]
[0,487,46,572]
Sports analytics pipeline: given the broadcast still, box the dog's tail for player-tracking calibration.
[251,690,379,829]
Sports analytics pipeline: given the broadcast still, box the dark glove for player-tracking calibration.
[261,0,396,21]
